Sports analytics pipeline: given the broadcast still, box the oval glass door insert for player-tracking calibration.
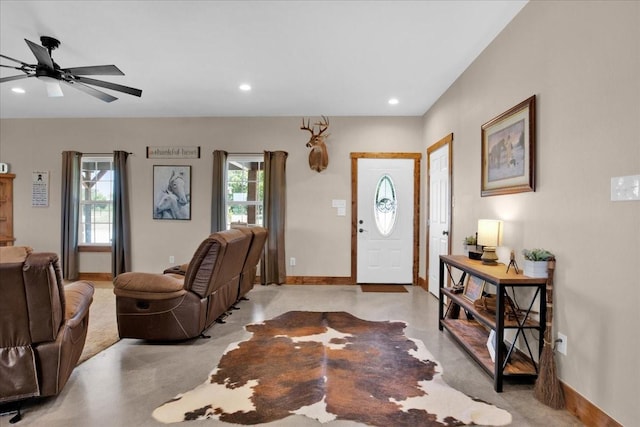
[374,174,397,236]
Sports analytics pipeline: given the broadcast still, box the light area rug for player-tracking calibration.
[77,282,119,364]
[152,311,512,426]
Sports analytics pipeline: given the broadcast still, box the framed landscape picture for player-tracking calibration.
[153,165,191,220]
[462,275,485,302]
[481,95,536,197]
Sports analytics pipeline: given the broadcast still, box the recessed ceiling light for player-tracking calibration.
[12,87,26,94]
[388,98,399,105]
[239,84,252,92]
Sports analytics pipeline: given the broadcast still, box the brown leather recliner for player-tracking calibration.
[113,228,252,341]
[235,227,268,301]
[0,247,95,406]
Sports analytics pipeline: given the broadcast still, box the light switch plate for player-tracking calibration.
[611,175,640,201]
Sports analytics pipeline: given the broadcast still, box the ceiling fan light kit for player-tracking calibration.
[0,35,142,102]
[39,35,60,53]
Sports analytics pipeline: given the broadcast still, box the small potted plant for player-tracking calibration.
[463,235,481,259]
[463,235,476,250]
[522,248,555,278]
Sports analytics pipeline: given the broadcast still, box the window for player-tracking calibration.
[374,174,397,237]
[226,154,264,229]
[79,156,114,245]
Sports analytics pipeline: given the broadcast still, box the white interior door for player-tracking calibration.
[428,144,450,295]
[357,158,413,284]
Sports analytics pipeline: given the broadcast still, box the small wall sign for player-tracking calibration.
[146,146,201,159]
[32,171,49,207]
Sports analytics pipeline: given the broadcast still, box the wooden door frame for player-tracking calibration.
[350,152,421,285]
[426,133,453,291]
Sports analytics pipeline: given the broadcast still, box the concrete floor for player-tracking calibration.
[4,285,582,426]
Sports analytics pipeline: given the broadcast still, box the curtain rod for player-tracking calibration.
[76,152,134,156]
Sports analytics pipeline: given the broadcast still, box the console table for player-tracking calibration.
[438,254,548,392]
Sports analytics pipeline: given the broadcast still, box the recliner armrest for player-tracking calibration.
[162,262,190,276]
[63,281,95,328]
[114,272,185,293]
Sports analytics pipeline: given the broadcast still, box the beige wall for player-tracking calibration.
[0,116,423,275]
[0,1,637,424]
[422,1,639,424]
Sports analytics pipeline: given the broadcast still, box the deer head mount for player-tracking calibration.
[301,116,330,173]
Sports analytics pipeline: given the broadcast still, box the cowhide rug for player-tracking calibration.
[153,311,511,426]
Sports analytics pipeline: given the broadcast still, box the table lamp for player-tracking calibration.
[477,219,503,265]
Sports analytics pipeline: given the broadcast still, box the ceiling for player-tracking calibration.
[0,1,527,119]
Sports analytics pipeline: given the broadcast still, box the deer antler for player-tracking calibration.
[300,116,329,137]
[315,115,329,136]
[301,118,314,134]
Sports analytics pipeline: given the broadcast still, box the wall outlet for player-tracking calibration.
[169,255,175,264]
[556,332,567,355]
[289,257,296,267]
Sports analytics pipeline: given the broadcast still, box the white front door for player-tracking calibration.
[428,144,450,295]
[357,158,413,284]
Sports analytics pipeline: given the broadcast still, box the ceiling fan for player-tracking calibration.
[0,36,142,102]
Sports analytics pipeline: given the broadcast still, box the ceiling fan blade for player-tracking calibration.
[61,80,117,103]
[1,64,27,71]
[62,65,124,76]
[0,74,34,83]
[24,39,54,69]
[46,81,64,97]
[1,54,31,67]
[74,76,142,97]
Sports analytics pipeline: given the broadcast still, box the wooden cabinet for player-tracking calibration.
[438,255,547,392]
[0,173,15,246]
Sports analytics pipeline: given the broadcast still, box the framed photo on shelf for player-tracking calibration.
[486,329,497,362]
[481,95,536,197]
[462,275,485,302]
[153,165,191,220]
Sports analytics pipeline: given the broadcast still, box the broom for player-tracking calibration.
[533,258,565,409]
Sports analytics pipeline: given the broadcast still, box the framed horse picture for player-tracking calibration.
[153,165,191,220]
[481,95,536,197]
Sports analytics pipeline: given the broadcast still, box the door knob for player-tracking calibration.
[359,228,368,233]
[442,230,449,236]
[359,220,364,224]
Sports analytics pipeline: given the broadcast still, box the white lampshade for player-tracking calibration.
[477,219,503,247]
